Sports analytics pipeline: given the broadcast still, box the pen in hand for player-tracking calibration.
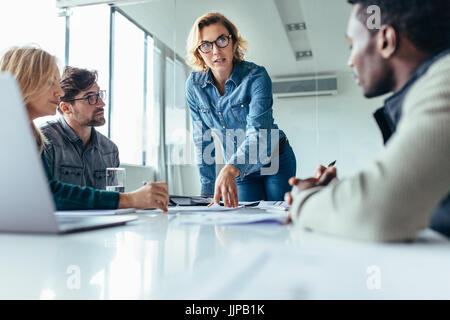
[318,160,337,185]
[314,160,337,183]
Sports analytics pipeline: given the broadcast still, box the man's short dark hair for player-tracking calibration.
[58,66,98,113]
[347,0,450,54]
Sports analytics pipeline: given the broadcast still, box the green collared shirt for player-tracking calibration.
[41,151,120,210]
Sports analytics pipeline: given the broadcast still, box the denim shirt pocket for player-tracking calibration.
[230,100,250,125]
[59,165,83,186]
[198,105,214,129]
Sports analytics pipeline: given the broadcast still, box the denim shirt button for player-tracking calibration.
[241,104,244,108]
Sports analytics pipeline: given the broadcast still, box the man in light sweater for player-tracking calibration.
[287,0,450,241]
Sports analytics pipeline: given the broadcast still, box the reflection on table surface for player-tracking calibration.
[0,209,449,299]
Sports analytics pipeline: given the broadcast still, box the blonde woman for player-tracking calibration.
[186,13,297,207]
[0,46,169,211]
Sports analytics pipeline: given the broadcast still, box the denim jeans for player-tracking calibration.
[236,141,297,201]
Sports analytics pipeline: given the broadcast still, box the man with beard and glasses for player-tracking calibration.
[40,66,119,190]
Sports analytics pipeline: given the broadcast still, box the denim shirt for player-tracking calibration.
[186,61,286,195]
[373,48,450,236]
[40,117,120,190]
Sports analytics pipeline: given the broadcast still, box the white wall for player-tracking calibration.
[120,164,155,192]
[121,163,202,195]
[274,72,386,179]
[177,164,202,196]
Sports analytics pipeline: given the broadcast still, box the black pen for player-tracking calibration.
[327,160,336,167]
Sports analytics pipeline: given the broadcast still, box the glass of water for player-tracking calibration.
[106,168,126,193]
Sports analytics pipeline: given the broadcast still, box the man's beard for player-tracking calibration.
[363,75,395,98]
[86,111,106,127]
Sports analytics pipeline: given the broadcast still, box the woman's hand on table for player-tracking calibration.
[208,165,240,208]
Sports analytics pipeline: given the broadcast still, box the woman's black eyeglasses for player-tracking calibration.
[65,90,106,105]
[197,34,232,54]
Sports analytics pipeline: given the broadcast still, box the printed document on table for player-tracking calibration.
[170,203,244,212]
[257,201,290,211]
[174,211,289,225]
[137,203,244,214]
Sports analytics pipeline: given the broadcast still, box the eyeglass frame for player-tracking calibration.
[63,90,106,106]
[197,34,233,54]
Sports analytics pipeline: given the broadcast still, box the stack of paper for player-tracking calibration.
[257,201,290,211]
[174,211,289,225]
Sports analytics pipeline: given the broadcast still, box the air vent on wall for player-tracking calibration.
[272,74,338,98]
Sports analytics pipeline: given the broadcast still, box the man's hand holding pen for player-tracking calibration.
[284,161,338,206]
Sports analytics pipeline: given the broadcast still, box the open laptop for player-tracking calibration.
[0,73,137,234]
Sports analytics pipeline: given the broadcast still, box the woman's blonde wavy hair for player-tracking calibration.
[0,46,58,154]
[186,12,248,73]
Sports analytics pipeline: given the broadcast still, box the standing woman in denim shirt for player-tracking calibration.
[186,12,297,207]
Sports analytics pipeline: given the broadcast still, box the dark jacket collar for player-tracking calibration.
[384,48,450,110]
[374,48,450,144]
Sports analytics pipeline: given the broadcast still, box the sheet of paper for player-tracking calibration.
[135,203,244,214]
[257,201,290,211]
[236,201,260,207]
[175,211,289,225]
[169,203,244,213]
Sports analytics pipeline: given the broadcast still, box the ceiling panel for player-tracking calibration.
[118,0,354,77]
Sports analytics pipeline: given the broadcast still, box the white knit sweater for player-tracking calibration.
[290,54,450,242]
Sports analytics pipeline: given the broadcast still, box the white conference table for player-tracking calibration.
[0,207,449,300]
